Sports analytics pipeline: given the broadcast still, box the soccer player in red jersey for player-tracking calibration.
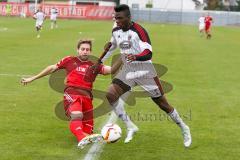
[205,13,214,39]
[21,39,121,148]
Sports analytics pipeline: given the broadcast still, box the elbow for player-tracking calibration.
[48,65,57,73]
[136,51,152,61]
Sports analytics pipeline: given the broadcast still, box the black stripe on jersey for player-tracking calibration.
[130,22,151,44]
[136,50,152,61]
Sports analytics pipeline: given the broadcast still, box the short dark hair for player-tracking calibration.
[77,39,92,50]
[114,4,131,17]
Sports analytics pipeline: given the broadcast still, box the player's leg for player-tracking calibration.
[106,79,131,121]
[36,26,40,38]
[205,25,211,39]
[77,97,103,148]
[68,101,86,142]
[106,82,127,105]
[199,26,203,36]
[207,27,212,39]
[199,25,205,37]
[54,19,58,28]
[35,21,42,38]
[106,81,128,122]
[64,93,87,144]
[151,95,186,128]
[35,22,39,38]
[138,76,192,147]
[152,95,191,147]
[106,78,138,143]
[82,97,94,135]
[106,69,135,104]
[51,20,54,29]
[115,91,139,143]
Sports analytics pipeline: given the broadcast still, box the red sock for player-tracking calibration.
[69,120,86,142]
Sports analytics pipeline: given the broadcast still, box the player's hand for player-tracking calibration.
[21,77,34,85]
[125,54,136,62]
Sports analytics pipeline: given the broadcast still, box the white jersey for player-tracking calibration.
[50,8,58,20]
[198,16,205,25]
[103,22,163,98]
[103,22,152,65]
[34,11,45,22]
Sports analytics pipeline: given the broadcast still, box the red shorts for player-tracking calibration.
[205,24,211,32]
[64,89,93,134]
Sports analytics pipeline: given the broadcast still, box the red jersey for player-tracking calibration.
[205,16,213,26]
[56,56,104,90]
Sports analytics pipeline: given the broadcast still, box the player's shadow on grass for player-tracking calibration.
[50,55,173,121]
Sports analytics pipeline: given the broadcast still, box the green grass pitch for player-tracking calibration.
[0,16,240,160]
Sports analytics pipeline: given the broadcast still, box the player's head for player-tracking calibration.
[77,39,92,61]
[38,7,42,12]
[114,4,131,30]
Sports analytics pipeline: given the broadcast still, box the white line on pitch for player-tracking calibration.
[83,112,117,160]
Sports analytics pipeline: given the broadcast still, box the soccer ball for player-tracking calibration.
[101,123,122,143]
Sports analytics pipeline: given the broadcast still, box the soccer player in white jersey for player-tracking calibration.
[198,14,205,37]
[33,8,46,38]
[106,12,139,144]
[102,4,192,147]
[50,7,58,29]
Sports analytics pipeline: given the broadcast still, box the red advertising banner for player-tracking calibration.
[0,3,30,16]
[0,3,114,20]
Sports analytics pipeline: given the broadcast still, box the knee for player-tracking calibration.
[106,92,118,105]
[70,111,83,120]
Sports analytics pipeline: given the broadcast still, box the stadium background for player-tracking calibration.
[0,0,240,160]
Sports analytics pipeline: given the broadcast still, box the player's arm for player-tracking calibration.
[21,64,58,85]
[33,14,36,20]
[110,57,122,74]
[101,57,122,75]
[101,35,117,62]
[126,25,152,62]
[126,49,152,62]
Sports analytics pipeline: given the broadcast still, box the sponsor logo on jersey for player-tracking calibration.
[76,67,87,72]
[119,41,132,50]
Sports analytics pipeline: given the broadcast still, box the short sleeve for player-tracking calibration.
[56,56,72,69]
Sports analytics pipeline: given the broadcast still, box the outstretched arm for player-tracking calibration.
[101,37,117,62]
[21,64,58,85]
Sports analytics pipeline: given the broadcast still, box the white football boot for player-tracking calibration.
[182,125,192,147]
[124,125,139,143]
[77,134,103,149]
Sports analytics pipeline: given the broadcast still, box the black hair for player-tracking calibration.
[114,4,131,17]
